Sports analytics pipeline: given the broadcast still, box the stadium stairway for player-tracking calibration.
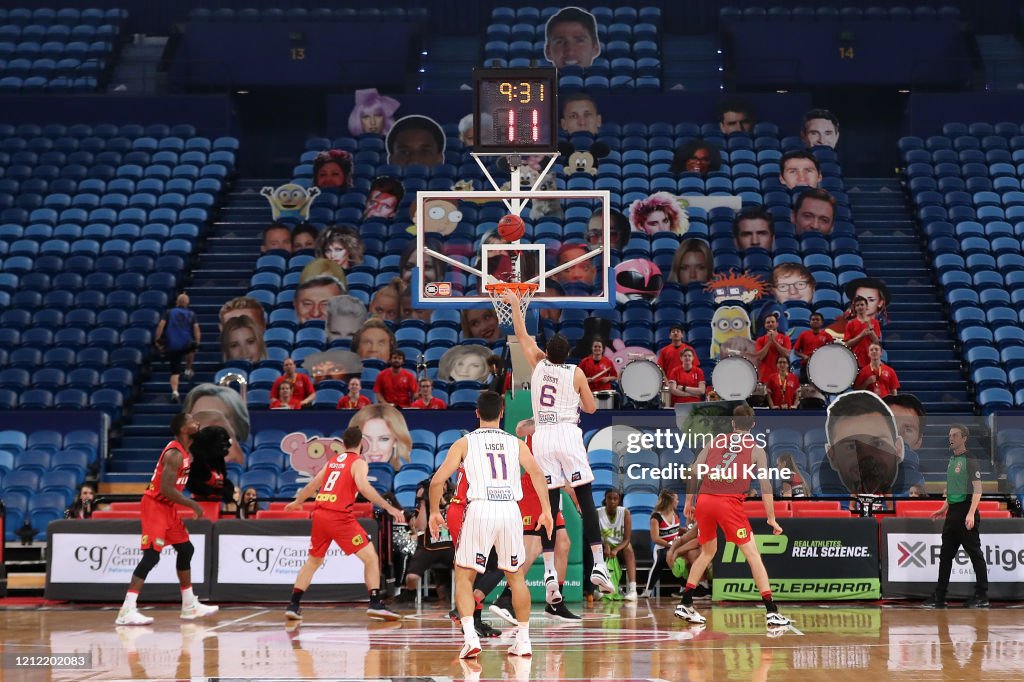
[105,179,268,482]
[847,177,972,414]
[661,35,721,91]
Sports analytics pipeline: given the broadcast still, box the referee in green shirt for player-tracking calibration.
[923,424,988,608]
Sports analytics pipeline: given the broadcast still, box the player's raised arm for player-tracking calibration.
[284,465,327,511]
[351,458,405,523]
[519,440,554,539]
[429,437,466,539]
[502,289,545,369]
[752,445,781,534]
[573,366,598,413]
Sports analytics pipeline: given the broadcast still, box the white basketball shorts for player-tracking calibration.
[532,424,594,489]
[454,500,526,574]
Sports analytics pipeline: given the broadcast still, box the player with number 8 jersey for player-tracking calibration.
[283,426,406,622]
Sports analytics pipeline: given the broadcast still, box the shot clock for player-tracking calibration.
[473,67,558,153]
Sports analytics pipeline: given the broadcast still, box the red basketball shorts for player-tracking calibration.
[695,494,752,546]
[309,509,370,558]
[140,496,190,550]
[446,501,465,546]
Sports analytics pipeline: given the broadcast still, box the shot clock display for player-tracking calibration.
[473,68,558,153]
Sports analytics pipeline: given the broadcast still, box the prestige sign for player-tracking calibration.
[881,518,1024,599]
[712,517,880,601]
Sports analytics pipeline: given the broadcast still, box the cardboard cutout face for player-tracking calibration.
[281,433,346,478]
[544,6,602,69]
[825,391,906,494]
[438,345,492,382]
[386,115,445,167]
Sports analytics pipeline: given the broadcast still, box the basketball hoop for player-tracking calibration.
[484,281,539,327]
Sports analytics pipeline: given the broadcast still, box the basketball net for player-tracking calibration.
[484,279,538,328]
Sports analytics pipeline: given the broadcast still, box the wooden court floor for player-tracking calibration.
[1,599,1021,681]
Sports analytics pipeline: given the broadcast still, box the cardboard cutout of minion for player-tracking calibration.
[261,183,320,222]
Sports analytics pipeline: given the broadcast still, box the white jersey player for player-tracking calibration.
[502,288,614,596]
[430,390,552,660]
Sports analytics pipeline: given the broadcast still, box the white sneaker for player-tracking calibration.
[507,636,532,657]
[115,607,154,626]
[489,603,519,626]
[544,574,563,604]
[674,603,707,624]
[766,611,792,627]
[624,588,638,602]
[460,637,482,659]
[180,599,219,620]
[590,564,614,594]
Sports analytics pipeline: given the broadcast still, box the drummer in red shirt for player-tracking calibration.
[373,350,417,408]
[793,312,831,380]
[579,339,617,392]
[657,325,700,377]
[409,377,447,410]
[765,356,800,409]
[752,312,792,383]
[667,348,705,404]
[855,341,900,398]
[337,377,372,410]
[843,296,881,368]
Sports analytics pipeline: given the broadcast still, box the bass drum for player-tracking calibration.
[808,343,859,394]
[594,390,619,410]
[711,356,758,401]
[619,359,664,403]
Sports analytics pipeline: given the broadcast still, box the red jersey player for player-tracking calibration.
[675,404,792,629]
[116,413,219,626]
[283,426,405,621]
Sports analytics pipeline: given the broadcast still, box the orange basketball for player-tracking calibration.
[497,214,526,242]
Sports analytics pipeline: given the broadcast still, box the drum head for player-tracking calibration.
[711,357,758,400]
[808,344,859,393]
[620,359,663,402]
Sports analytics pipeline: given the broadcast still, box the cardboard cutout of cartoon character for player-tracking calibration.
[261,183,320,222]
[558,141,610,177]
[280,432,345,479]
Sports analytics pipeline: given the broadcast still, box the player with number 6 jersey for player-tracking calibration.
[502,288,615,599]
[283,426,406,622]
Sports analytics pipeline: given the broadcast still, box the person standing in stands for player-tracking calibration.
[658,325,700,378]
[844,296,881,368]
[271,358,316,407]
[793,312,831,381]
[155,294,200,403]
[924,424,988,609]
[855,342,900,398]
[667,348,705,405]
[752,312,792,383]
[115,413,217,625]
[578,338,617,392]
[374,351,417,408]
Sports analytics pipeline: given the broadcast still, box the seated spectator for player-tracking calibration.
[439,345,492,383]
[399,476,455,602]
[670,140,722,176]
[374,351,417,408]
[312,149,353,189]
[219,296,267,336]
[326,294,369,342]
[801,108,840,149]
[765,356,799,409]
[658,325,700,375]
[363,176,405,220]
[855,342,900,398]
[588,208,630,251]
[771,263,815,304]
[290,222,317,250]
[369,278,403,322]
[733,207,775,252]
[779,150,821,190]
[349,87,400,136]
[559,93,602,135]
[553,243,597,286]
[668,348,705,404]
[907,484,926,498]
[237,487,261,519]
[544,6,601,69]
[271,357,316,407]
[409,378,447,409]
[775,453,806,497]
[578,339,617,392]
[599,489,637,600]
[458,113,480,148]
[668,239,713,286]
[629,192,686,235]
[485,353,513,393]
[316,224,364,270]
[294,275,345,324]
[64,483,98,519]
[386,115,445,167]
[792,189,836,236]
[717,96,755,134]
[643,490,685,597]
[220,315,267,364]
[270,381,302,409]
[261,223,292,254]
[461,308,505,342]
[349,403,412,469]
[353,319,396,361]
[337,377,372,409]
